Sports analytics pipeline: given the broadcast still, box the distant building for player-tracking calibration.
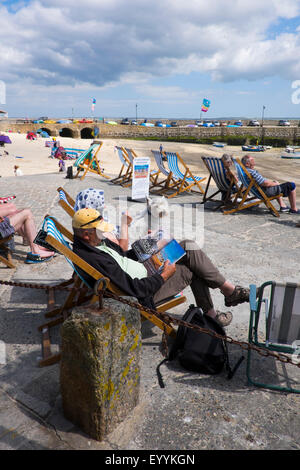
[0,110,8,119]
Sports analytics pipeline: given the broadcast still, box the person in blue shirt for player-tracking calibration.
[241,154,300,214]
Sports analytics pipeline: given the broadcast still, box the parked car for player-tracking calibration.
[131,120,137,125]
[155,121,170,127]
[202,121,214,127]
[195,120,203,126]
[213,120,220,126]
[248,120,260,127]
[234,120,243,126]
[121,118,130,125]
[170,121,178,127]
[278,119,290,126]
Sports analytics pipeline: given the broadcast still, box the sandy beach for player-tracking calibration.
[1,132,300,204]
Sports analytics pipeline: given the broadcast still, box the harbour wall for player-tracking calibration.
[1,122,300,144]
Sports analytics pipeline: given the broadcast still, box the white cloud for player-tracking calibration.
[1,0,300,94]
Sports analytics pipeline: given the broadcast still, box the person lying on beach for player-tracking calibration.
[241,154,300,214]
[71,208,250,327]
[0,202,55,263]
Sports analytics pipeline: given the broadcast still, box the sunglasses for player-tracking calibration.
[80,214,103,228]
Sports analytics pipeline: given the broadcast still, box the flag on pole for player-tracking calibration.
[201,98,210,112]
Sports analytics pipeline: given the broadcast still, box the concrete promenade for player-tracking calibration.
[0,171,299,450]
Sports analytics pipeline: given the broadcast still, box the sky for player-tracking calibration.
[1,0,300,119]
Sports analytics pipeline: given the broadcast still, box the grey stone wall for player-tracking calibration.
[1,121,300,142]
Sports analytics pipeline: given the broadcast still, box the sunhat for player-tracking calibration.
[72,208,114,232]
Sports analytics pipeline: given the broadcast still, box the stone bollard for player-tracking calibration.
[60,298,141,441]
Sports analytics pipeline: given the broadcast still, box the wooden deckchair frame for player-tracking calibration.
[0,235,15,268]
[38,216,186,366]
[74,141,110,181]
[164,152,206,198]
[223,158,282,217]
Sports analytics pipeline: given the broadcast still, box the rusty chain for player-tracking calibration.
[0,278,299,369]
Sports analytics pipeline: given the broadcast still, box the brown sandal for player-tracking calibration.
[225,286,250,307]
[215,310,233,327]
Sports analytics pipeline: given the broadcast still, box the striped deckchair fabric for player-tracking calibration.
[201,156,235,207]
[247,281,300,393]
[73,141,110,180]
[57,187,75,217]
[223,158,282,217]
[111,146,133,185]
[73,144,98,168]
[0,195,16,204]
[164,152,206,198]
[266,282,300,346]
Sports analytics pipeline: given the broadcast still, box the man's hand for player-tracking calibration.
[161,260,176,281]
[121,212,133,227]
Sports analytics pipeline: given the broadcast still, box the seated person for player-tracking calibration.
[0,202,55,263]
[72,208,250,327]
[241,154,300,214]
[74,188,132,251]
[221,154,239,201]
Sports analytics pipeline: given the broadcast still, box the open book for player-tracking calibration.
[132,231,186,275]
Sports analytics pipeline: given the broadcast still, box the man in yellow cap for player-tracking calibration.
[72,208,250,327]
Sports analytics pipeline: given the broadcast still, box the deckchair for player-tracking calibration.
[111,146,133,185]
[0,196,16,268]
[150,150,181,195]
[201,156,237,208]
[38,216,187,366]
[73,141,110,180]
[247,282,300,393]
[164,152,206,198]
[223,158,282,217]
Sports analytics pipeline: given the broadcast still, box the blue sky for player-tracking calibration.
[1,0,300,119]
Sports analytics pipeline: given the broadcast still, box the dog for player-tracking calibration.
[130,196,170,238]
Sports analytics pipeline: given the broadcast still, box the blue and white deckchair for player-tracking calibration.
[223,158,281,217]
[150,150,180,195]
[201,156,236,207]
[164,152,206,198]
[37,215,107,366]
[111,146,133,185]
[37,216,184,367]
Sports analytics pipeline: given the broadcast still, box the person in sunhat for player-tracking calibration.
[72,208,250,327]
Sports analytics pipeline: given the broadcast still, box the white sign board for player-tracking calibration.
[131,157,150,201]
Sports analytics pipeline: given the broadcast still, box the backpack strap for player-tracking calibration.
[156,358,168,388]
[223,339,245,379]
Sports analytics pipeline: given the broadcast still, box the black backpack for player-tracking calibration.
[157,304,244,388]
[65,166,73,179]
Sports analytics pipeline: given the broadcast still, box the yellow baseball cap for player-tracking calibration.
[72,208,114,232]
